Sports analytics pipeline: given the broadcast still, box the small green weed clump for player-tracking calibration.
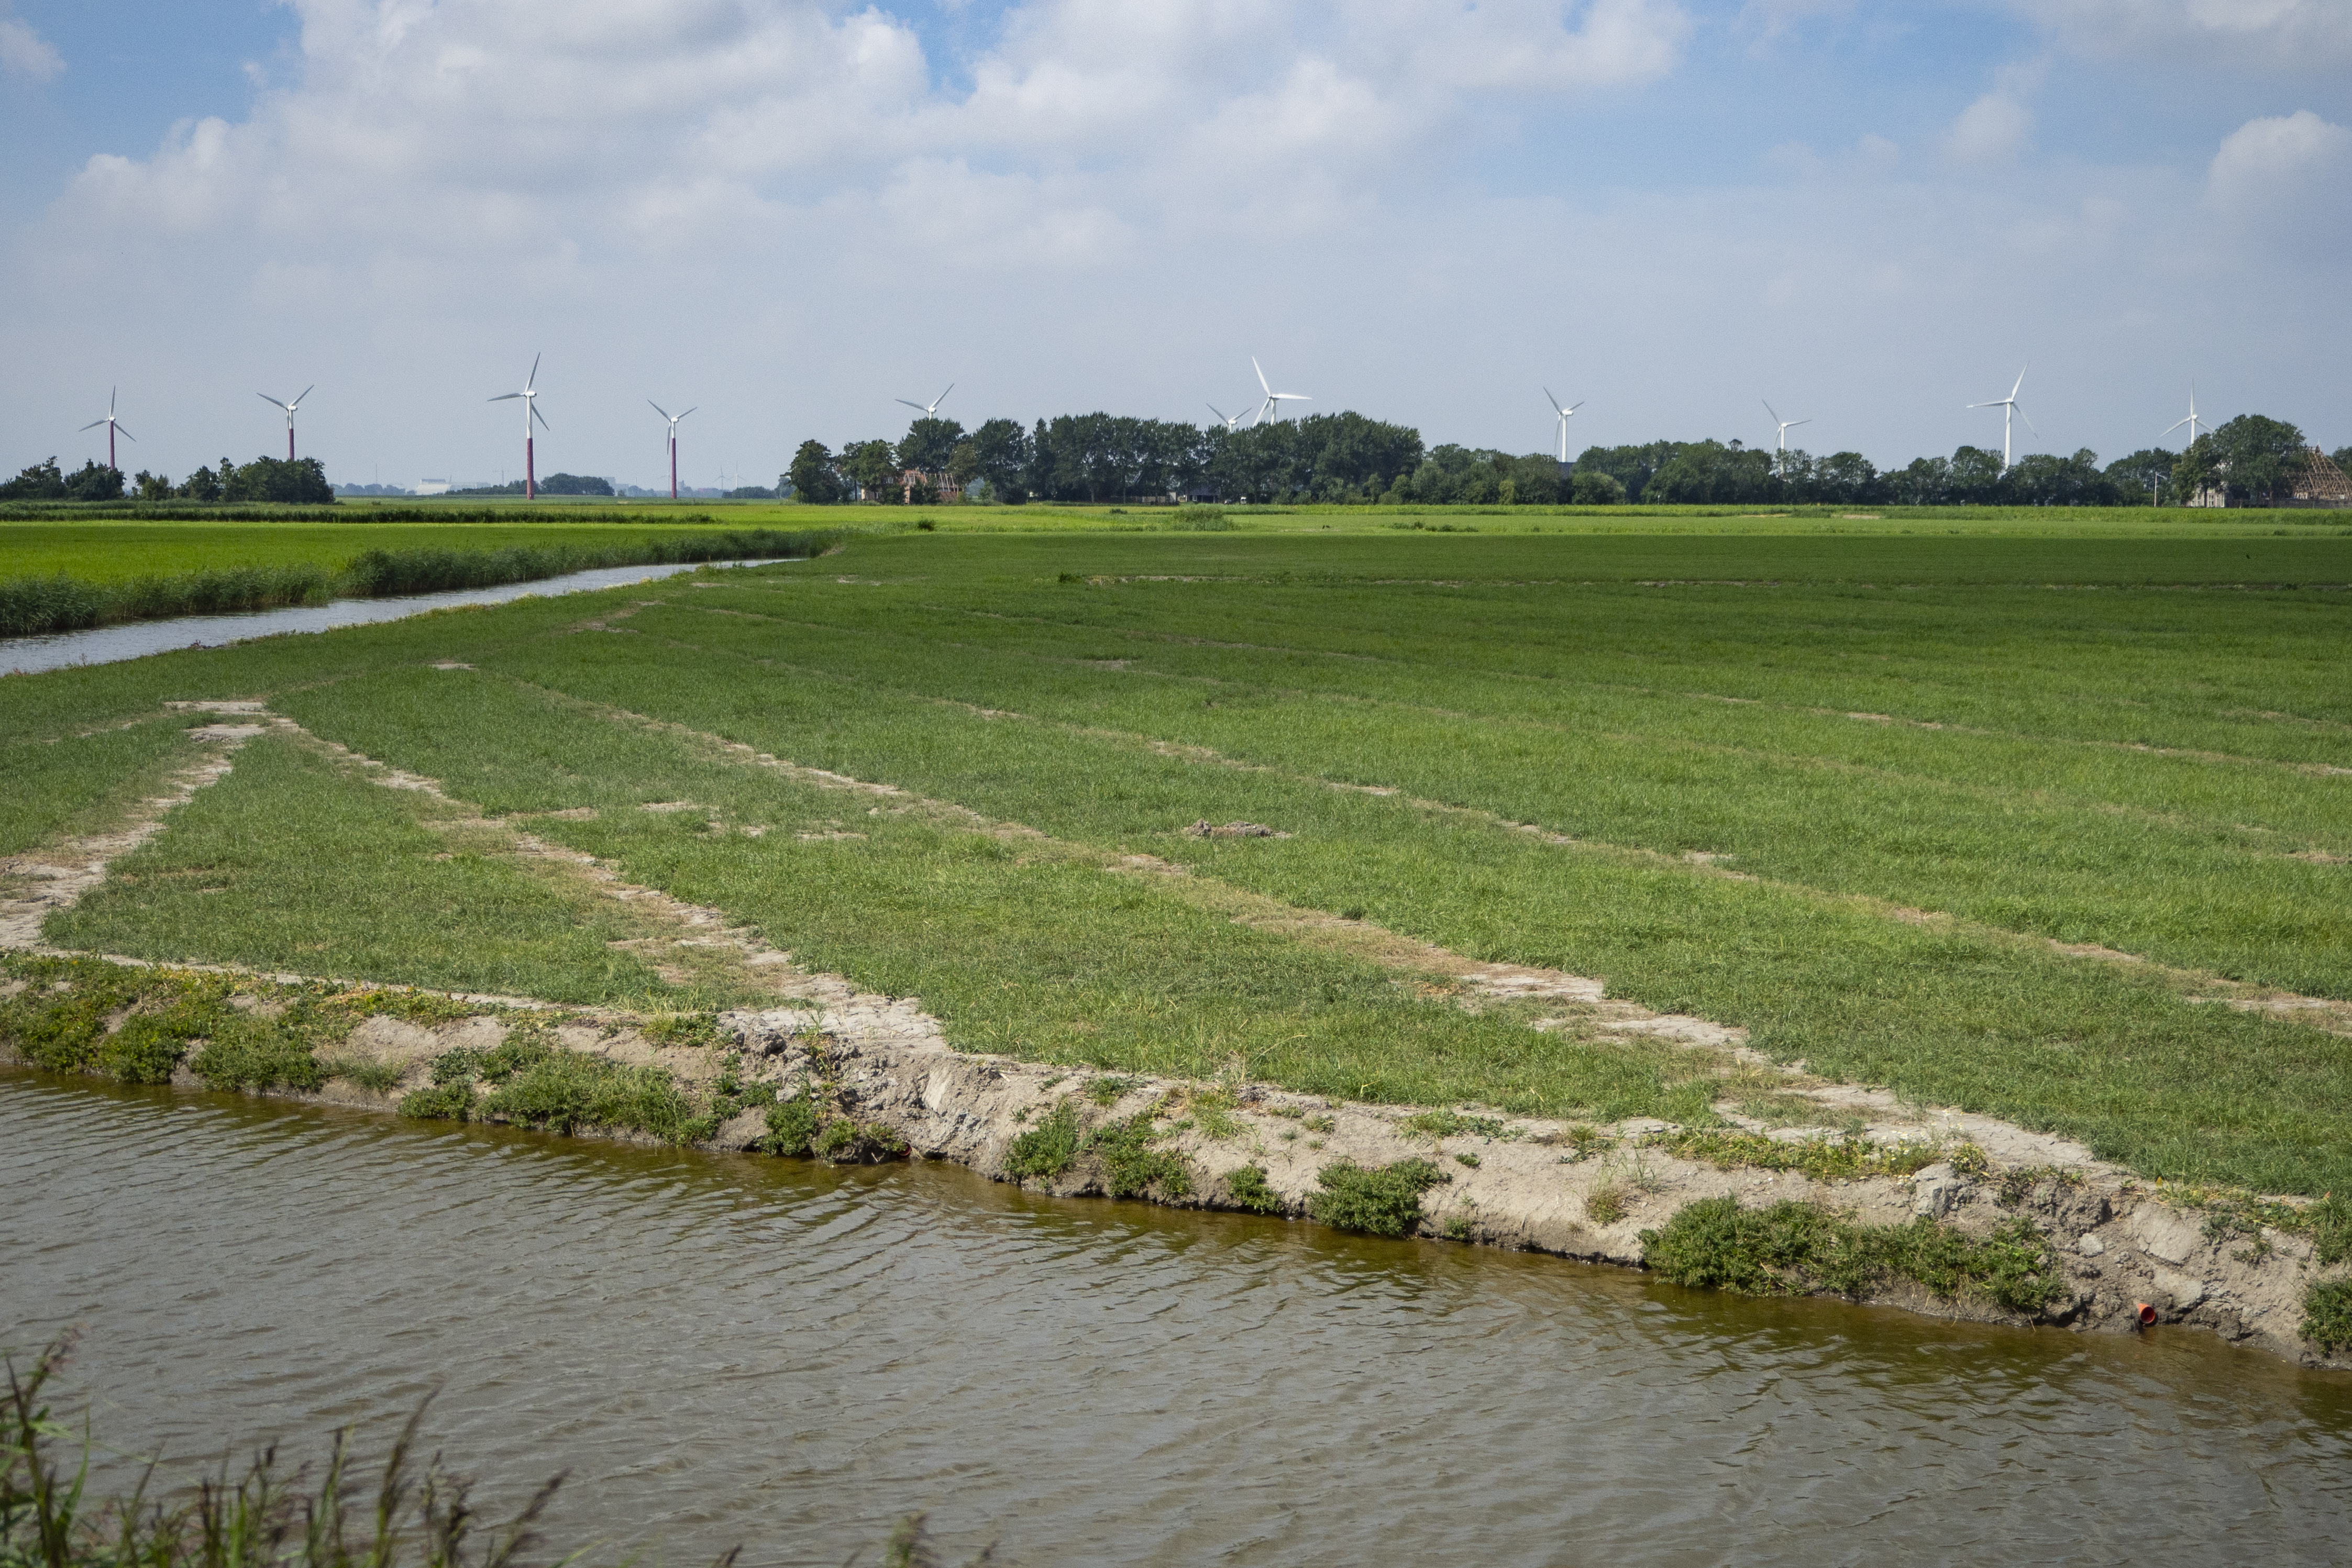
[1640,1196,2067,1315]
[1088,1114,1191,1199]
[1645,1129,1965,1183]
[1309,1158,1450,1238]
[1087,1074,1141,1106]
[759,1094,821,1155]
[642,1011,724,1049]
[1225,1164,1284,1214]
[1006,1099,1083,1179]
[2302,1279,2352,1353]
[323,1055,405,1093]
[1402,1109,1513,1141]
[1164,505,1229,532]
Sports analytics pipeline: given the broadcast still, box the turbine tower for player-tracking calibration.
[79,388,136,471]
[488,355,548,500]
[258,385,315,461]
[649,400,697,501]
[897,383,954,418]
[1967,366,2035,472]
[1544,388,1584,465]
[1207,404,1247,434]
[1250,358,1310,426]
[2162,383,2212,448]
[1762,399,1811,476]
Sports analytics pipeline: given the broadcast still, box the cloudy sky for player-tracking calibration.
[2,0,2347,490]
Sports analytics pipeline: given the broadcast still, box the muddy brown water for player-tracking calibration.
[6,1073,2349,1566]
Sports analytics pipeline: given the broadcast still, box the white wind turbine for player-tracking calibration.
[897,383,954,418]
[1250,357,1309,426]
[1762,399,1811,476]
[79,388,136,471]
[1544,388,1583,464]
[488,355,549,499]
[1967,365,2036,471]
[649,400,696,501]
[2162,383,2212,448]
[257,385,315,461]
[1207,403,1247,434]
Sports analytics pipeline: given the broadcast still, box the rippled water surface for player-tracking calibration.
[5,1074,2348,1566]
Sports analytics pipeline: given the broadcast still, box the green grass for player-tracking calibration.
[5,527,2350,1195]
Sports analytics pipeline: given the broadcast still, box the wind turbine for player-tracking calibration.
[488,355,548,500]
[1762,399,1810,476]
[1207,403,1247,434]
[1967,365,2035,472]
[2162,383,2212,449]
[258,385,315,461]
[79,389,136,472]
[649,400,697,501]
[1250,357,1310,426]
[897,383,954,419]
[1544,388,1583,464]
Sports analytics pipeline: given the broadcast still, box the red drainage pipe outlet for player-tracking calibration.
[2133,1301,2157,1327]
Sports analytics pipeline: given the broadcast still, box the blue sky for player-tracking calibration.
[3,1,2347,490]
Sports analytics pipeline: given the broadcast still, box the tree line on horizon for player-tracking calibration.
[0,454,336,504]
[786,410,2344,509]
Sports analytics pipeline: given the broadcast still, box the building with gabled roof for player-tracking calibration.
[2288,446,2352,507]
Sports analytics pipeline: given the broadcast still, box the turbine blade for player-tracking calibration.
[2010,364,2026,398]
[1569,402,1583,414]
[534,404,551,432]
[1792,418,1812,428]
[1254,358,1271,395]
[259,392,282,408]
[295,385,314,406]
[1208,404,1227,421]
[2162,416,2190,436]
[1762,399,1779,423]
[490,392,521,402]
[116,426,136,442]
[650,400,670,419]
[79,418,106,431]
[527,352,541,392]
[1546,387,1563,414]
[2016,406,2038,437]
[678,407,695,421]
[936,383,953,407]
[896,400,927,413]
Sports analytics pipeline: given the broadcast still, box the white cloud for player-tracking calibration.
[2206,109,2352,252]
[2005,0,2352,72]
[1944,93,2033,164]
[0,8,62,81]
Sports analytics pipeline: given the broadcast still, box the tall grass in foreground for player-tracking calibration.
[0,531,836,638]
[2,1332,990,1568]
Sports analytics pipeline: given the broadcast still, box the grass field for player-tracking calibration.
[6,526,2348,1194]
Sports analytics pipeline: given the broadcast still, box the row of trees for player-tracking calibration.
[793,411,1429,505]
[0,458,129,501]
[3,455,338,504]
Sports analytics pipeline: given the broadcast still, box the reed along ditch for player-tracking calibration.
[8,1073,2349,1566]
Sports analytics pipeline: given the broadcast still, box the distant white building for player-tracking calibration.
[416,479,451,495]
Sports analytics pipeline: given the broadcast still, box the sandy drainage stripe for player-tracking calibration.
[0,708,285,953]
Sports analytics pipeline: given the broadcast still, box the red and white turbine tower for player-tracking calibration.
[649,400,696,501]
[489,355,548,499]
[258,385,315,460]
[79,388,136,471]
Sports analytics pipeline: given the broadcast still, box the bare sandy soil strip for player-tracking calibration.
[6,695,2346,1371]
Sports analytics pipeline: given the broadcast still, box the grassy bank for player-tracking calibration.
[0,528,835,637]
[5,527,2350,1195]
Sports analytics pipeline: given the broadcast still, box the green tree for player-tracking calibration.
[1570,468,1626,505]
[0,458,67,500]
[946,440,980,498]
[132,469,174,501]
[63,461,126,501]
[2332,446,2352,475]
[2207,413,2309,504]
[2172,434,2222,505]
[788,440,844,504]
[970,418,1030,503]
[2103,448,2178,505]
[897,416,965,474]
[220,455,334,503]
[178,463,223,501]
[1946,446,2006,504]
[840,438,901,501]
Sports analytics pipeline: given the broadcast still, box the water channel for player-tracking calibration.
[0,559,785,676]
[6,1073,2348,1565]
